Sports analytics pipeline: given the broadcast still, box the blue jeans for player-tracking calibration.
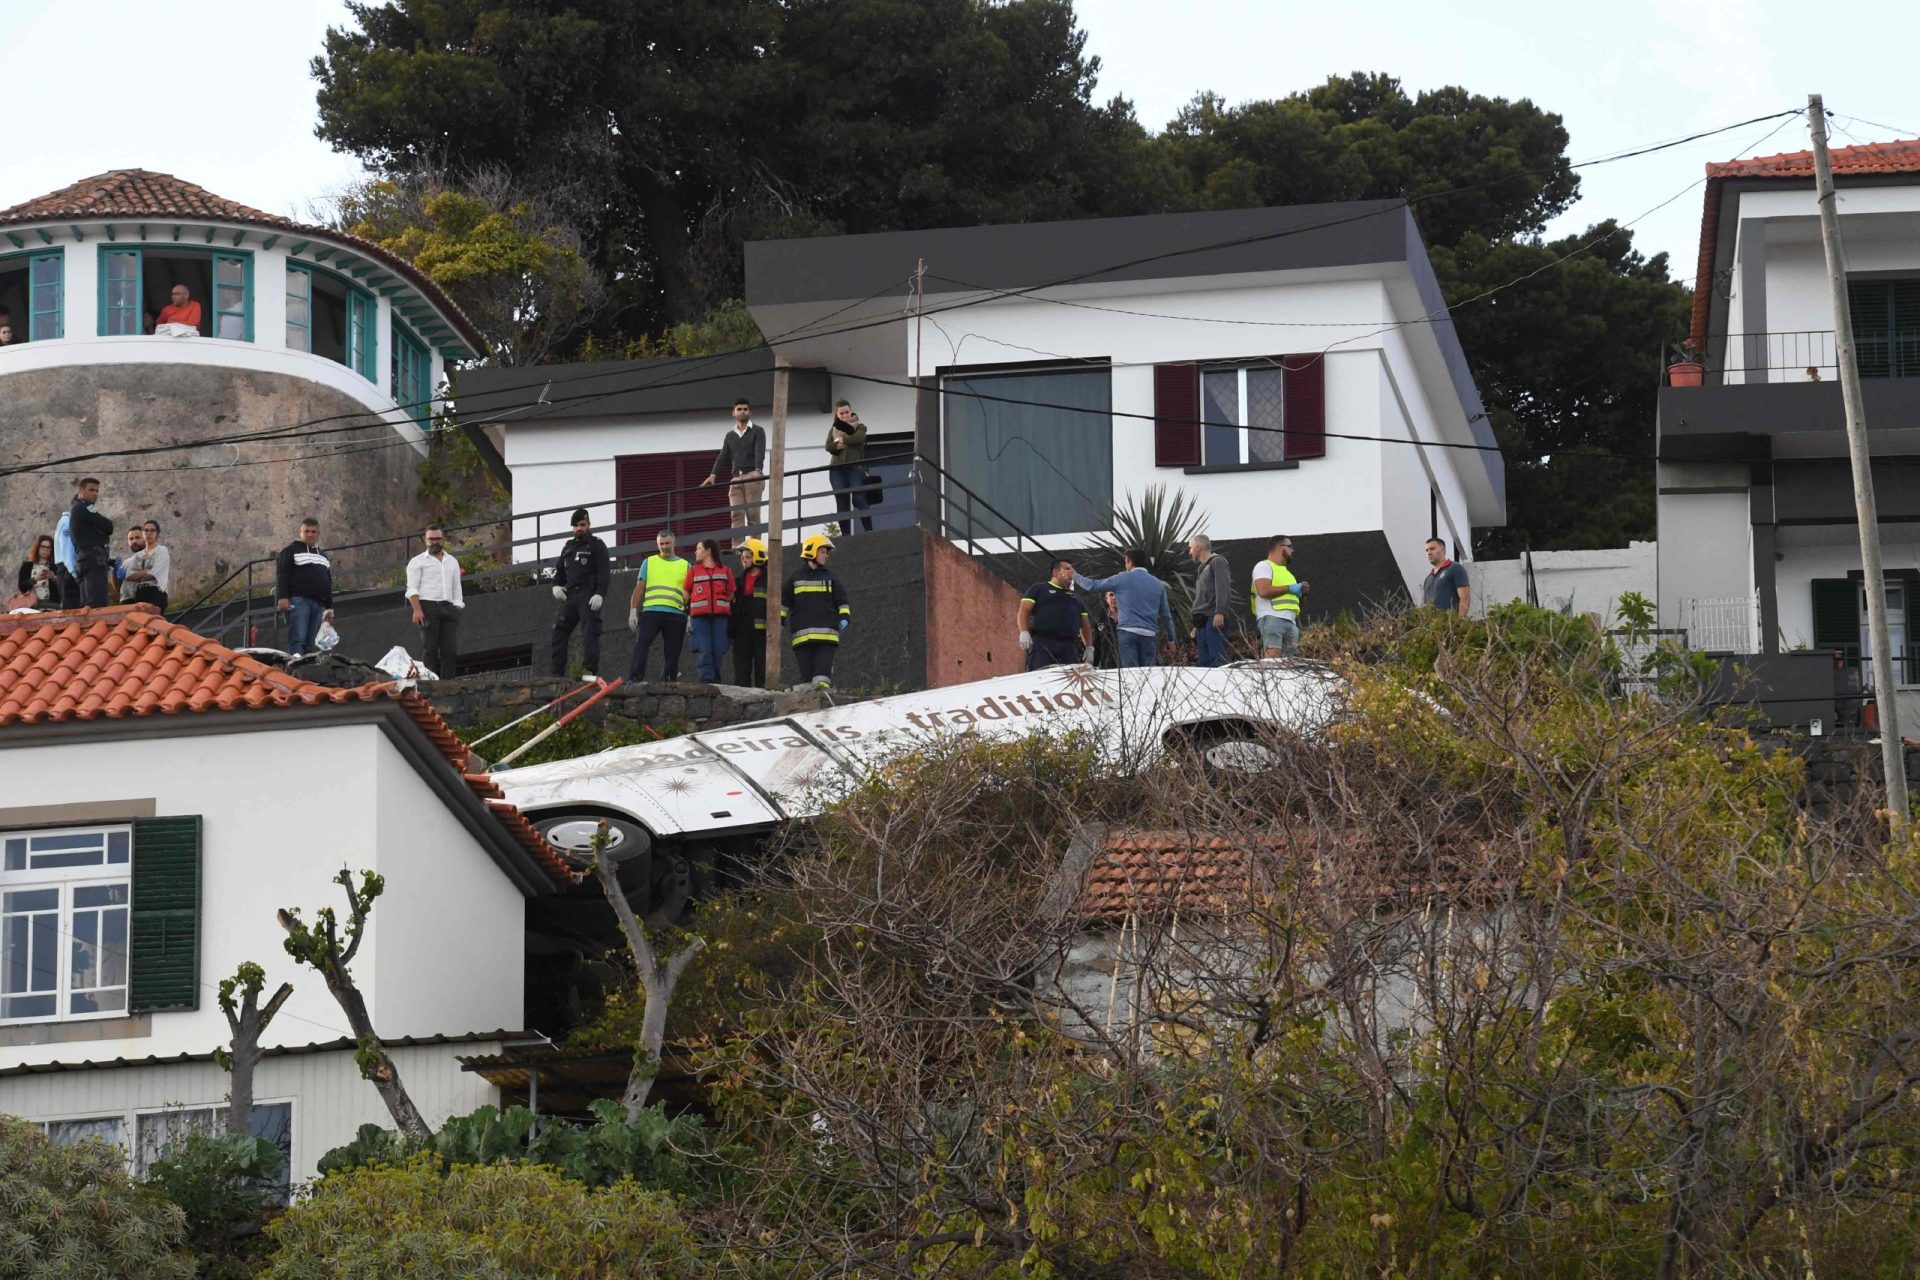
[829,464,873,533]
[1117,630,1158,668]
[689,615,730,682]
[287,597,325,655]
[1194,617,1229,667]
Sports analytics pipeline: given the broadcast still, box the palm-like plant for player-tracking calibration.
[1091,485,1208,621]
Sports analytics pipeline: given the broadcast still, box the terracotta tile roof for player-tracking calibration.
[0,169,485,355]
[1690,138,1920,345]
[1077,828,1499,922]
[0,605,570,885]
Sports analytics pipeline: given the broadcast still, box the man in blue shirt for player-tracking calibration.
[1074,551,1174,668]
[1421,538,1472,616]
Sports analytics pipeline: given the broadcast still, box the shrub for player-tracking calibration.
[0,1115,194,1279]
[144,1132,285,1278]
[260,1155,710,1279]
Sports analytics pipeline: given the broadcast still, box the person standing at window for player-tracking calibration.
[701,398,766,534]
[1421,538,1471,617]
[67,477,114,609]
[686,539,735,684]
[152,284,201,335]
[405,525,464,676]
[824,399,873,536]
[275,519,333,656]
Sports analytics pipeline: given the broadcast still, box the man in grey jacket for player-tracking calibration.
[1188,535,1232,667]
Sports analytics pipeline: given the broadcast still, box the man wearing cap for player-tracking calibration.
[549,508,610,678]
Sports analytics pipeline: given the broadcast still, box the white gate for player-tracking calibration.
[1682,596,1760,654]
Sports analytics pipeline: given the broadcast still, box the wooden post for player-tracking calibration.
[1808,94,1909,836]
[764,358,790,687]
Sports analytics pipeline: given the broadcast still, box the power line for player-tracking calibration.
[0,108,1806,483]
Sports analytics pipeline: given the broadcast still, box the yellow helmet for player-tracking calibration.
[801,532,835,562]
[741,536,768,566]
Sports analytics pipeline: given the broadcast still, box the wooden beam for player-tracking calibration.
[288,240,310,256]
[204,227,215,244]
[36,228,53,245]
[260,235,279,251]
[69,225,85,242]
[5,233,22,249]
[367,273,394,286]
[138,224,147,241]
[231,230,246,247]
[312,248,333,263]
[172,225,181,242]
[105,225,116,242]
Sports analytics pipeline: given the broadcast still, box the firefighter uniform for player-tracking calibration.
[782,535,850,689]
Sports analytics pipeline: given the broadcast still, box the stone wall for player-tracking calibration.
[0,362,428,602]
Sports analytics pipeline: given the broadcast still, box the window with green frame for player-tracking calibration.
[98,247,252,340]
[1847,278,1920,379]
[345,290,376,381]
[391,322,432,425]
[285,264,311,351]
[29,253,62,340]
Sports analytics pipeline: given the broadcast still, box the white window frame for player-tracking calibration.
[1858,580,1912,689]
[1,825,132,1025]
[33,1099,294,1196]
[1199,364,1289,468]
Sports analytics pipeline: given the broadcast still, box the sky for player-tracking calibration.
[0,0,1914,280]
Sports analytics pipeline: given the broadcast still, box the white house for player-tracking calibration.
[1657,138,1920,729]
[459,201,1505,614]
[0,169,487,593]
[0,605,571,1182]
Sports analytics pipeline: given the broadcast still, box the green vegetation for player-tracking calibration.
[0,1115,194,1280]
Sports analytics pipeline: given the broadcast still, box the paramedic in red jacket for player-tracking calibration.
[686,538,736,683]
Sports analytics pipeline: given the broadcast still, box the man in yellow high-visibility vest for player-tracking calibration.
[1250,533,1307,658]
[627,529,691,682]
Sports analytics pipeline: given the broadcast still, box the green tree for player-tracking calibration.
[0,1116,195,1280]
[260,1155,710,1279]
[335,168,607,364]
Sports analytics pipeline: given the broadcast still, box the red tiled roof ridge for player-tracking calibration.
[0,606,569,885]
[0,170,486,355]
[1690,136,1920,344]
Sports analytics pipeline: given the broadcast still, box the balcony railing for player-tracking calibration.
[1668,329,1920,386]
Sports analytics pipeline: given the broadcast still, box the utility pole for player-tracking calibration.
[911,258,931,530]
[1808,93,1909,836]
[763,357,790,688]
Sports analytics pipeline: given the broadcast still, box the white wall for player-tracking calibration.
[1474,542,1657,626]
[1656,464,1754,630]
[0,722,525,1073]
[0,1041,502,1181]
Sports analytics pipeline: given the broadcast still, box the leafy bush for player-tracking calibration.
[0,1114,194,1279]
[144,1131,285,1278]
[260,1154,710,1280]
[316,1100,706,1194]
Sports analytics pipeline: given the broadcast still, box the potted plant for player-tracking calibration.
[1667,339,1705,387]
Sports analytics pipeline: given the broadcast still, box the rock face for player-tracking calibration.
[0,362,427,604]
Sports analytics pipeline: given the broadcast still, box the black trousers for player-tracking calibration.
[76,550,110,608]
[795,642,837,685]
[418,599,460,675]
[732,626,766,687]
[630,611,688,682]
[550,595,603,676]
[1027,633,1081,670]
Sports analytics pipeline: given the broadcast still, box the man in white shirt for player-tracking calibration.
[124,519,171,610]
[404,525,464,677]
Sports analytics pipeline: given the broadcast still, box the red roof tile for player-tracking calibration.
[1078,828,1498,922]
[0,169,485,355]
[1690,138,1920,345]
[0,605,569,885]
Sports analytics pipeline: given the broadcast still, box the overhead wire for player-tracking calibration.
[0,107,1812,483]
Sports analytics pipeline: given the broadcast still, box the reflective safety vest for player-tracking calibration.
[640,554,690,613]
[1252,559,1301,617]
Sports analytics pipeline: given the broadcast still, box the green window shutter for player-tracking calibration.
[129,816,201,1013]
[1810,578,1859,654]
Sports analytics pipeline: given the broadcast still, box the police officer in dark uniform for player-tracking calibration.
[67,477,115,609]
[549,508,610,678]
[1018,557,1094,670]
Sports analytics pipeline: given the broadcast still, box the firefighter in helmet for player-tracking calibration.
[730,536,769,687]
[781,533,850,690]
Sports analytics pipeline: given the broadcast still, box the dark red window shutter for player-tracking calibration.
[1153,363,1200,467]
[1282,356,1325,460]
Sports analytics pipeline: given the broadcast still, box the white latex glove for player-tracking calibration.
[588,594,603,611]
[1082,646,1095,665]
[1018,630,1033,653]
[552,585,566,602]
[628,609,639,631]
